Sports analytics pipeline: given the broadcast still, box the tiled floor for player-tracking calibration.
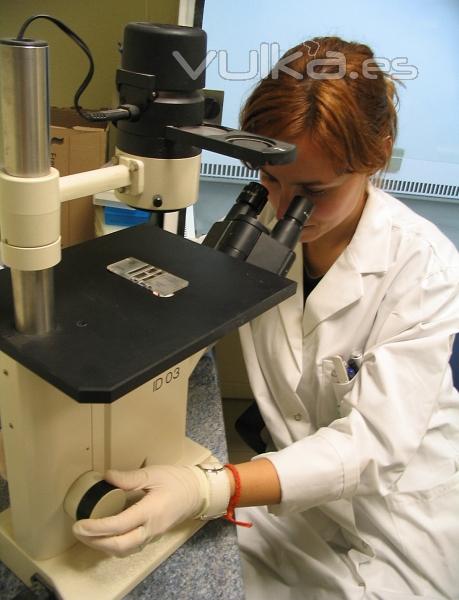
[222,398,256,464]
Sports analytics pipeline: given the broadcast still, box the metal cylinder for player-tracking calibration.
[11,269,54,334]
[0,39,50,176]
[0,38,55,334]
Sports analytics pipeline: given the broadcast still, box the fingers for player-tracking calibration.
[104,468,150,491]
[73,499,148,537]
[74,523,155,558]
[72,493,163,558]
[73,465,201,558]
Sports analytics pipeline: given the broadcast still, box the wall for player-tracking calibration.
[0,1,180,109]
[201,0,459,192]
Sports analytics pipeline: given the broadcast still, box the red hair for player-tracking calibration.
[240,37,398,175]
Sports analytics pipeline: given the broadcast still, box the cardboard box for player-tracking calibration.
[50,108,108,247]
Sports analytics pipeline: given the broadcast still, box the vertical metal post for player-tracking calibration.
[0,38,55,334]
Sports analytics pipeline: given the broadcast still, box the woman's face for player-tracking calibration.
[260,135,368,244]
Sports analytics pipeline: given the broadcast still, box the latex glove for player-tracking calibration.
[72,465,209,557]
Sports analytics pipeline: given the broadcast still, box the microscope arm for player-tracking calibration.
[59,158,144,203]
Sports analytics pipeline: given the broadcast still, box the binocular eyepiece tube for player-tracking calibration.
[203,182,315,277]
[271,195,315,249]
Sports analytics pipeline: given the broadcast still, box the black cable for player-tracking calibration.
[193,0,206,27]
[16,14,137,123]
[16,14,95,121]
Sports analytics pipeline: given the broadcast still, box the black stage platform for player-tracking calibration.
[0,224,295,403]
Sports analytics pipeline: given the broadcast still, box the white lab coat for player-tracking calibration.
[237,184,459,600]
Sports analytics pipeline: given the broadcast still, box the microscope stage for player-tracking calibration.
[0,223,295,402]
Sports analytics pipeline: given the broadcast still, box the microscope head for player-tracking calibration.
[116,23,207,159]
[113,22,296,212]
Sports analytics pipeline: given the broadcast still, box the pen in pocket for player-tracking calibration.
[348,351,363,374]
[331,356,352,383]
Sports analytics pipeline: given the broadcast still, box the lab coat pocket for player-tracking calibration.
[331,380,356,418]
[385,470,459,594]
[320,359,356,423]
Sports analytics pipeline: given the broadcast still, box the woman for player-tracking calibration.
[74,37,459,599]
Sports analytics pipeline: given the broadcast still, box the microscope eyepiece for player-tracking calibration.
[283,194,315,224]
[226,182,268,220]
[238,182,269,214]
[270,195,314,249]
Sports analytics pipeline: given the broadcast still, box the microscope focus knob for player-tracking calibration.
[64,471,127,521]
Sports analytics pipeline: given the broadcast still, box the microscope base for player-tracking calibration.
[0,438,214,600]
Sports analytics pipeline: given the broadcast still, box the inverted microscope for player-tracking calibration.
[0,17,312,599]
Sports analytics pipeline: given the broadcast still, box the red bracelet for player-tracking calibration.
[223,464,253,528]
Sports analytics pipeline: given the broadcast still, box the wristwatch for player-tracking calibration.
[196,462,231,520]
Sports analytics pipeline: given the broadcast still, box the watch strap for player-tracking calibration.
[194,462,231,520]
